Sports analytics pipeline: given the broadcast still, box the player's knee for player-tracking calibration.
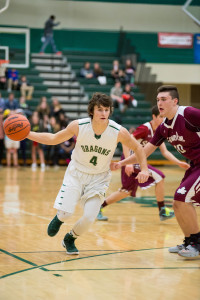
[173,199,182,211]
[83,214,96,225]
[57,210,72,222]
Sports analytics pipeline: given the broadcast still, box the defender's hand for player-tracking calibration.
[125,164,134,177]
[136,170,149,183]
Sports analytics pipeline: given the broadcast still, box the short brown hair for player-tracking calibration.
[151,105,159,117]
[87,92,113,118]
[157,85,179,103]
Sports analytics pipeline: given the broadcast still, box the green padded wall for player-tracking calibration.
[30,28,195,64]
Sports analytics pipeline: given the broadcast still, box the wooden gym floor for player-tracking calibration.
[0,165,200,300]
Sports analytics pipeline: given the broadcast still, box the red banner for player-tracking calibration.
[158,33,193,48]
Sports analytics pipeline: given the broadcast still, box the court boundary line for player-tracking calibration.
[50,267,200,271]
[1,246,198,280]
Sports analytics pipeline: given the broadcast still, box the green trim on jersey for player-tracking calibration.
[94,134,101,140]
[109,125,120,131]
[79,122,90,125]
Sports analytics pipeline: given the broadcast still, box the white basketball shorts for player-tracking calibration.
[54,160,112,213]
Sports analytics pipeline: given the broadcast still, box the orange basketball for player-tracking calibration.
[3,114,31,141]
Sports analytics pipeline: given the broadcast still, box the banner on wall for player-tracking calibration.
[158,33,193,48]
[194,33,200,63]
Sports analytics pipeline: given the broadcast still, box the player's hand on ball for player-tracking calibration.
[136,170,149,183]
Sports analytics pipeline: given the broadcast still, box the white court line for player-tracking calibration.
[0,205,51,221]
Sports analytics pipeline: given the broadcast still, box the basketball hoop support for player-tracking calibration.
[0,0,10,14]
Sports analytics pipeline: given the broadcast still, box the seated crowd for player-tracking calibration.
[0,58,137,168]
[0,93,75,170]
[0,68,34,100]
[79,58,138,113]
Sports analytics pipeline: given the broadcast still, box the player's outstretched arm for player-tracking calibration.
[118,127,149,183]
[122,144,134,177]
[110,141,157,171]
[159,143,190,170]
[27,120,79,145]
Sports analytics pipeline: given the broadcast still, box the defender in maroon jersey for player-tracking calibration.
[111,85,200,258]
[97,105,189,222]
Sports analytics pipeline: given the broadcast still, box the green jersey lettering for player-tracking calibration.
[90,156,98,166]
[85,145,89,152]
[101,148,106,155]
[98,147,102,153]
[105,150,111,156]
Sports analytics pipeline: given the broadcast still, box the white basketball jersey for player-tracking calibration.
[71,118,121,174]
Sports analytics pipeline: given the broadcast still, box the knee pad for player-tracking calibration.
[57,210,72,222]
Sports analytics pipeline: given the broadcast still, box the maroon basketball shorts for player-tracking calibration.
[174,162,200,206]
[120,164,165,197]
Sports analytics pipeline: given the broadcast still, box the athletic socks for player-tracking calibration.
[157,201,165,211]
[101,200,108,208]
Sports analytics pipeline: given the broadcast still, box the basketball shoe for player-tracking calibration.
[178,235,200,257]
[47,215,63,237]
[96,208,108,221]
[159,206,175,221]
[178,245,200,257]
[62,233,79,255]
[168,237,191,253]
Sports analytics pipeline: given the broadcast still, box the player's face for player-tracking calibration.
[157,92,178,119]
[93,105,110,122]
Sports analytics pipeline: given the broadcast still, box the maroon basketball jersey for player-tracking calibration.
[150,106,200,164]
[133,122,154,146]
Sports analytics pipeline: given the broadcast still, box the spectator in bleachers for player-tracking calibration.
[93,62,107,85]
[58,111,69,129]
[7,68,19,92]
[40,15,62,55]
[37,96,50,120]
[44,116,61,168]
[50,97,64,121]
[19,76,34,100]
[80,62,94,79]
[15,108,29,166]
[30,112,45,171]
[111,60,125,84]
[124,59,136,86]
[0,107,4,167]
[58,136,75,166]
[3,109,19,167]
[19,96,32,119]
[0,93,5,111]
[121,83,137,112]
[110,80,124,110]
[5,93,19,112]
[0,63,7,90]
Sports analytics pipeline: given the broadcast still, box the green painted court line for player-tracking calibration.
[0,247,169,279]
[49,267,200,271]
[0,249,49,272]
[12,249,126,253]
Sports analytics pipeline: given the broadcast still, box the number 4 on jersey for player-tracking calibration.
[90,156,98,166]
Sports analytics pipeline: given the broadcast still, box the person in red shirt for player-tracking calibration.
[97,105,189,221]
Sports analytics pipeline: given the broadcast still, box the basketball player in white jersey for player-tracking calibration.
[27,93,149,255]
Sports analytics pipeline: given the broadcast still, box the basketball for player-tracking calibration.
[3,113,31,141]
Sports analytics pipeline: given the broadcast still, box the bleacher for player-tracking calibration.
[1,48,185,163]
